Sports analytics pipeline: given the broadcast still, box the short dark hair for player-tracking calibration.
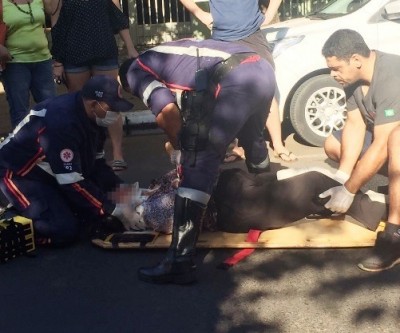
[322,29,370,61]
[119,58,136,90]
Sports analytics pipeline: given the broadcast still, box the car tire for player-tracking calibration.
[289,74,347,147]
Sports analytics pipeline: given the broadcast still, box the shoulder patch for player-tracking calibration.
[384,109,395,117]
[60,149,74,162]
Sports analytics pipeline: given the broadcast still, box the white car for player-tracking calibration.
[263,0,400,146]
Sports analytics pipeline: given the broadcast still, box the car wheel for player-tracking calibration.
[289,74,347,147]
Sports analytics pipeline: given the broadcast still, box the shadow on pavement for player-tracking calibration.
[1,126,399,333]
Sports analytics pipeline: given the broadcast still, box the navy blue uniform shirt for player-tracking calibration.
[0,92,118,216]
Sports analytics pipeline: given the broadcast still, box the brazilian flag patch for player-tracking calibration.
[384,109,395,117]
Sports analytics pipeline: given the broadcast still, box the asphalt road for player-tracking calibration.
[0,129,399,333]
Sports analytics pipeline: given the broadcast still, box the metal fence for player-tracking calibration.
[279,0,332,19]
[122,0,334,46]
[134,0,191,24]
[126,0,334,22]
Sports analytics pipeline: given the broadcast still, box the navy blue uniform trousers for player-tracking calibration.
[180,59,275,194]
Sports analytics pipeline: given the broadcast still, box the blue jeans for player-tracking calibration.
[2,59,56,128]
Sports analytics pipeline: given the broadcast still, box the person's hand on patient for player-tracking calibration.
[319,184,355,213]
[165,141,181,166]
[110,183,146,231]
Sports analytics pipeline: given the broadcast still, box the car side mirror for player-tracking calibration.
[382,0,400,21]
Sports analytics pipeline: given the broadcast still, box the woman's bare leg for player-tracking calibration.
[266,97,297,161]
[93,69,126,167]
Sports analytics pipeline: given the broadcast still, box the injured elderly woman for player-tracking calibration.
[106,165,387,238]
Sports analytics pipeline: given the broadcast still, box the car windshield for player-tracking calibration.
[307,0,371,18]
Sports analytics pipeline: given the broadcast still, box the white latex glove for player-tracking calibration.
[165,141,181,165]
[170,149,181,165]
[333,170,350,184]
[110,182,147,231]
[319,185,355,213]
[112,203,146,231]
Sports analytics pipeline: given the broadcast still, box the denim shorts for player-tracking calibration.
[63,57,119,73]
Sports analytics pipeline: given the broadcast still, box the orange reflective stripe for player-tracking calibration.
[3,170,30,208]
[71,183,104,214]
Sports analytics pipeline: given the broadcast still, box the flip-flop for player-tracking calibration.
[223,152,243,163]
[111,160,128,171]
[274,151,298,162]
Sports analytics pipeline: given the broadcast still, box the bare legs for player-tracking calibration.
[267,97,297,161]
[225,97,297,163]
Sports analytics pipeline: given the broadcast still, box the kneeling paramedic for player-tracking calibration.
[119,39,276,284]
[0,76,135,246]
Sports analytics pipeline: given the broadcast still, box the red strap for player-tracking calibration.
[218,229,262,269]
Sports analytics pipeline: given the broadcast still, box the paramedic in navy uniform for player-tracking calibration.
[0,76,134,247]
[119,38,276,284]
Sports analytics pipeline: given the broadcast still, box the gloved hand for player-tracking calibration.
[170,149,181,165]
[110,182,147,231]
[319,185,355,213]
[112,203,146,231]
[333,170,350,184]
[165,141,181,165]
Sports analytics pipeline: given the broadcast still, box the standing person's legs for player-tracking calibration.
[30,59,56,104]
[358,126,400,271]
[267,97,297,161]
[64,59,128,171]
[235,30,297,162]
[64,70,91,92]
[92,65,128,171]
[2,63,32,128]
[214,62,274,172]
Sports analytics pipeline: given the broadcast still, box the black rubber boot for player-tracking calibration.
[138,195,206,284]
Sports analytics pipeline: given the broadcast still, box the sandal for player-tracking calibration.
[111,160,128,171]
[274,150,298,162]
[223,152,243,163]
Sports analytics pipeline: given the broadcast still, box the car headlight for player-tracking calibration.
[272,35,305,58]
